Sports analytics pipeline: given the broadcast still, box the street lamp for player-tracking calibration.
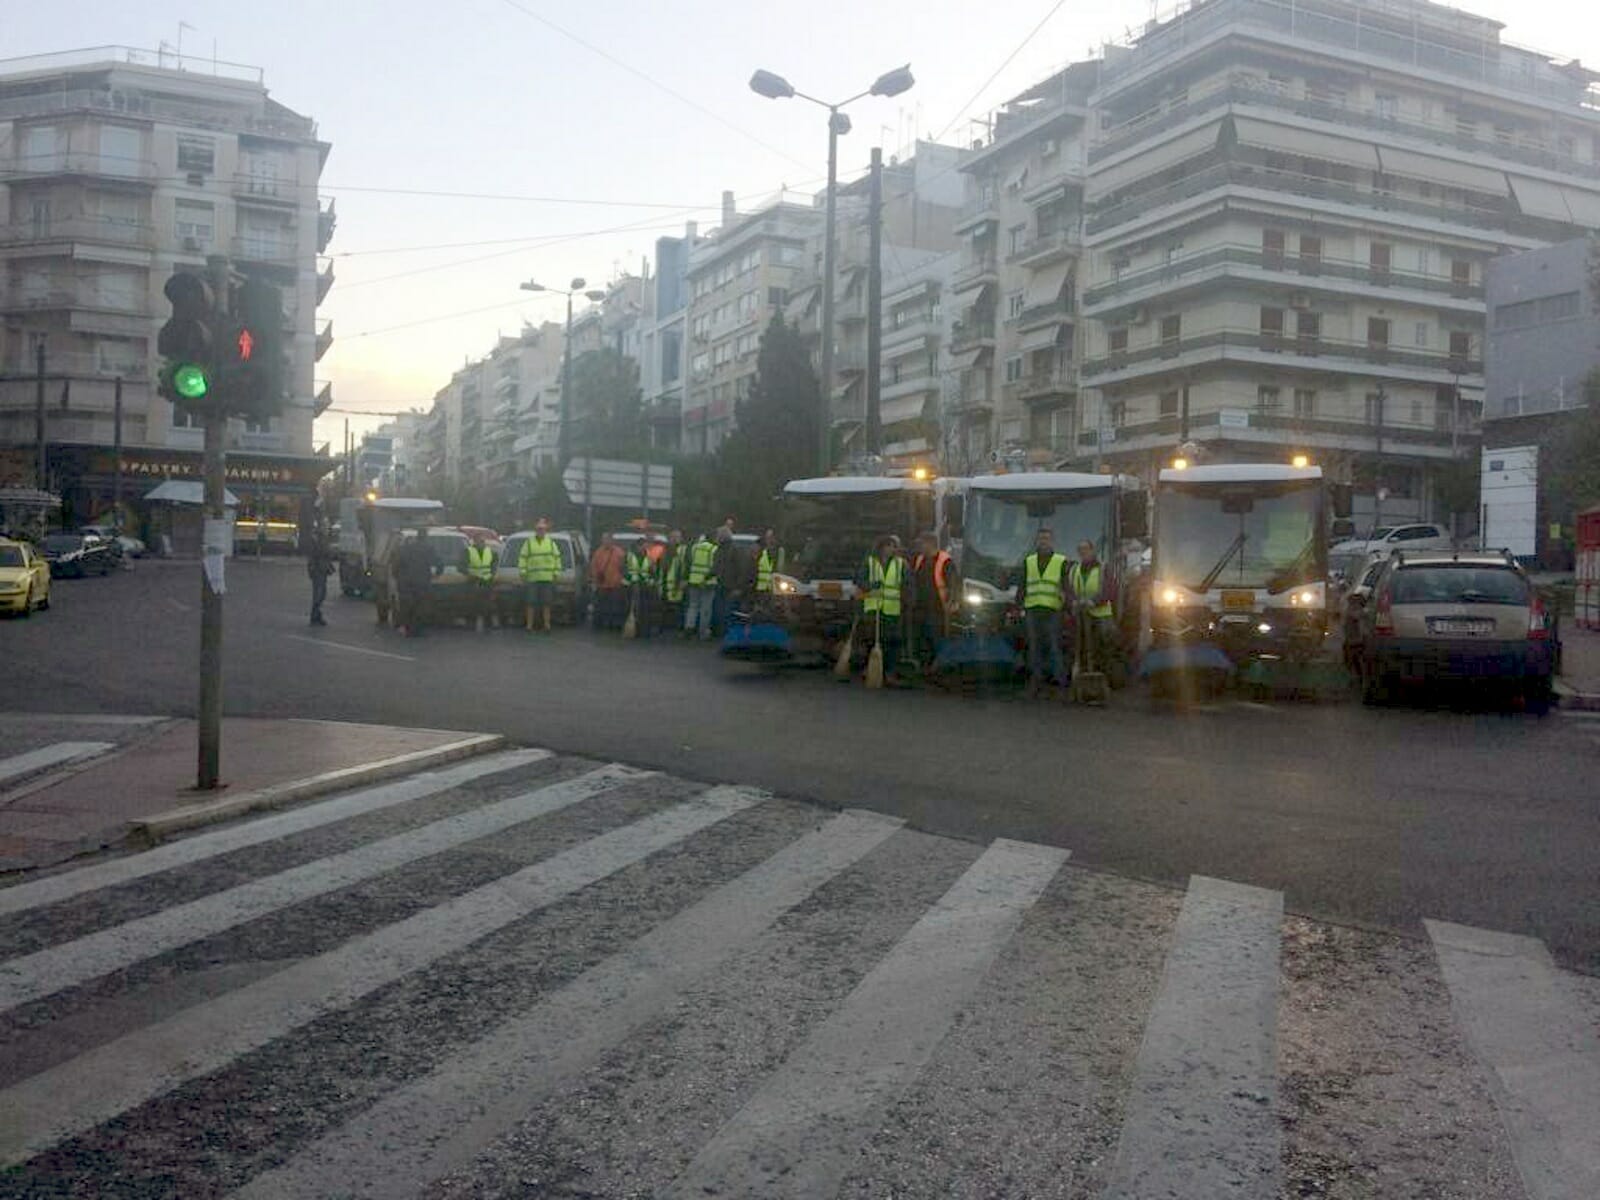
[521,277,606,470]
[749,64,914,475]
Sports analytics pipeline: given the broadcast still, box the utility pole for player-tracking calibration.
[34,341,46,490]
[819,111,845,475]
[196,255,230,792]
[865,147,884,456]
[113,377,124,527]
[1372,383,1387,534]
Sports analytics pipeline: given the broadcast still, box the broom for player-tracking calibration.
[833,615,858,679]
[621,588,638,639]
[865,610,885,689]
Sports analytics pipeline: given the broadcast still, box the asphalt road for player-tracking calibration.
[6,556,1598,973]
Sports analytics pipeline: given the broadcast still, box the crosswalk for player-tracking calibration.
[0,747,1596,1198]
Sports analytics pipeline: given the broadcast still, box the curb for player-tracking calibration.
[1554,680,1600,712]
[129,732,506,843]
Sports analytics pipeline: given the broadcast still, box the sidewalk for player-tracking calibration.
[0,718,503,873]
[1557,625,1600,711]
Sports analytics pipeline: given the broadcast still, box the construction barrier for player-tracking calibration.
[1578,507,1600,630]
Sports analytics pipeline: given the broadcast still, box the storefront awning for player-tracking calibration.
[1024,260,1072,307]
[1507,174,1573,221]
[1089,121,1222,197]
[145,480,240,506]
[1376,145,1508,195]
[1234,116,1380,170]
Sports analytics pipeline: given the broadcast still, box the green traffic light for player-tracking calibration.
[172,363,210,400]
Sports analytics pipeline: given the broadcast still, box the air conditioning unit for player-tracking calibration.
[182,236,202,252]
[1289,292,1312,309]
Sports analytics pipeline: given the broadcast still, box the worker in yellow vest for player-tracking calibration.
[463,528,497,633]
[1015,527,1068,698]
[684,531,719,640]
[517,518,561,632]
[856,534,908,686]
[657,528,687,635]
[1069,538,1118,683]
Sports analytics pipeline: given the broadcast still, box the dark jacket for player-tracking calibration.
[306,534,335,579]
[394,535,437,590]
[714,541,755,594]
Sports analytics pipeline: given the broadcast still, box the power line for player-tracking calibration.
[495,0,816,174]
[935,0,1070,141]
[345,298,534,340]
[320,184,706,208]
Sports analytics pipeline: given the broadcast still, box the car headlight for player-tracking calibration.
[1155,583,1183,606]
[965,590,986,607]
[774,576,797,594]
[1286,582,1326,608]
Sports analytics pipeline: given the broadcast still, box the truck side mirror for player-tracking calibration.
[1330,482,1353,519]
[1118,491,1149,540]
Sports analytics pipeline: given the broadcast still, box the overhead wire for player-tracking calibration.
[934,0,1071,142]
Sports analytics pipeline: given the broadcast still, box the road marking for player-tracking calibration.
[231,809,906,1200]
[0,764,644,1013]
[0,785,764,1166]
[1103,875,1284,1200]
[0,742,113,786]
[282,634,414,662]
[664,837,1067,1200]
[0,749,551,917]
[1427,920,1600,1200]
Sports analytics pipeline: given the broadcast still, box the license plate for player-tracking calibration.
[1221,590,1255,611]
[1431,618,1493,635]
[816,581,843,599]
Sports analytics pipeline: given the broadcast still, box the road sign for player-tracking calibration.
[562,458,673,511]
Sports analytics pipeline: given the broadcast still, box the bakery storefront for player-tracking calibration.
[46,444,337,555]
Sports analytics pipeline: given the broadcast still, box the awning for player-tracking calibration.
[1507,174,1573,222]
[784,284,818,323]
[1020,325,1062,352]
[1376,145,1508,196]
[1089,121,1222,197]
[1024,260,1073,307]
[949,347,986,370]
[1561,185,1600,226]
[144,480,240,506]
[1005,164,1030,192]
[1233,116,1379,170]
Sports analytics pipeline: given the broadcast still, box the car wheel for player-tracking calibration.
[1523,676,1553,717]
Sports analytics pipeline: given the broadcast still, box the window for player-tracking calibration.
[1293,388,1317,418]
[94,268,140,310]
[1364,391,1384,425]
[1262,228,1285,267]
[1451,258,1471,289]
[1298,235,1322,271]
[1415,247,1431,275]
[240,153,282,196]
[1435,385,1456,430]
[22,124,60,167]
[1409,397,1423,425]
[1536,293,1579,322]
[1160,314,1181,345]
[1108,400,1126,427]
[99,125,141,177]
[1367,317,1390,350]
[1164,241,1183,264]
[1260,306,1285,348]
[1008,291,1025,318]
[1159,390,1180,418]
[171,405,199,429]
[1009,225,1026,254]
[1375,93,1398,120]
[176,135,214,174]
[174,200,214,248]
[1448,330,1472,364]
[1004,356,1024,383]
[1369,241,1391,278]
[1257,385,1281,412]
[1107,328,1128,354]
[767,286,786,306]
[1295,310,1320,351]
[1111,256,1129,280]
[1414,322,1429,347]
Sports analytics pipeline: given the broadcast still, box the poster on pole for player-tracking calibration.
[562,458,673,511]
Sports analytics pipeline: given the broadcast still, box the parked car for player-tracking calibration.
[493,530,590,626]
[39,532,118,577]
[79,525,145,558]
[1331,523,1453,559]
[0,537,50,616]
[1350,551,1558,711]
[370,526,474,627]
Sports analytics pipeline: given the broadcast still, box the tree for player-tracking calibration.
[1546,368,1600,518]
[712,315,821,527]
[569,347,644,459]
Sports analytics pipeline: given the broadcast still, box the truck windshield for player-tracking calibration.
[964,490,1111,590]
[1157,480,1324,590]
[780,492,913,581]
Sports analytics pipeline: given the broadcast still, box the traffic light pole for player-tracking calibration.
[197,255,230,791]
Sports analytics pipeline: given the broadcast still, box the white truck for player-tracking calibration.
[337,496,444,597]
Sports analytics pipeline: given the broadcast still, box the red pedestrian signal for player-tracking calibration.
[237,328,255,361]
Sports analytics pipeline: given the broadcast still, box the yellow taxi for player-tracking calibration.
[0,537,51,616]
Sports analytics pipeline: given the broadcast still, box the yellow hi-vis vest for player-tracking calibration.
[863,555,905,617]
[1069,560,1114,619]
[1024,552,1066,610]
[518,536,560,583]
[756,548,781,592]
[688,539,717,587]
[660,545,687,602]
[466,544,496,583]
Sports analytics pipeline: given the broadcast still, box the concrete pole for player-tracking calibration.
[34,340,46,490]
[113,376,123,527]
[819,111,841,475]
[865,147,884,456]
[197,254,230,791]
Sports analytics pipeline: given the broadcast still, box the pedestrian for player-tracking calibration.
[306,524,334,627]
[462,528,497,633]
[856,534,907,686]
[909,530,955,664]
[655,529,686,635]
[393,527,438,637]
[624,535,656,638]
[1068,538,1120,684]
[1016,527,1068,698]
[754,528,784,605]
[518,518,561,632]
[713,527,753,634]
[589,533,626,630]
[684,530,718,640]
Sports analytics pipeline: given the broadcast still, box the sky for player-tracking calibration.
[7,0,1595,449]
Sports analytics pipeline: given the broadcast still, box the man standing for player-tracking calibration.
[306,525,334,627]
[684,530,718,640]
[589,532,626,630]
[909,531,954,664]
[1016,527,1068,698]
[657,528,687,635]
[1069,538,1117,680]
[713,526,754,633]
[624,536,657,638]
[393,528,437,638]
[518,518,560,632]
[754,528,783,603]
[856,534,908,686]
[463,529,497,633]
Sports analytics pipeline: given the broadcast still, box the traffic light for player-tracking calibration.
[222,277,287,420]
[158,270,217,408]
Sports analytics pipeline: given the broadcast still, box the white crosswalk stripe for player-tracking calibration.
[0,748,1594,1198]
[0,741,113,785]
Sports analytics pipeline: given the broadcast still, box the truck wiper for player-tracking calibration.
[1198,532,1247,593]
[1265,537,1318,592]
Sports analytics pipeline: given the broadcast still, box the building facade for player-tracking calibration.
[639,225,698,453]
[0,47,335,532]
[1069,0,1600,528]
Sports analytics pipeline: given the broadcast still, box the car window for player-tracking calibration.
[43,534,83,552]
[502,536,526,564]
[1360,563,1384,588]
[1391,566,1528,605]
[0,546,23,568]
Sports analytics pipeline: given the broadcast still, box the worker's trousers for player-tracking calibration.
[685,585,716,639]
[1025,607,1066,686]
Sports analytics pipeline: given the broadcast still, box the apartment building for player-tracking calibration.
[0,47,335,530]
[682,192,820,454]
[639,225,699,453]
[950,63,1100,472]
[358,411,423,493]
[1073,0,1600,527]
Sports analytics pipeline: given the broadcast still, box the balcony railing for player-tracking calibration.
[1486,386,1596,420]
[6,152,156,182]
[232,235,298,267]
[1083,242,1485,307]
[1086,160,1570,239]
[233,173,301,204]
[1007,228,1080,266]
[0,218,155,247]
[314,320,334,361]
[950,319,997,353]
[1016,297,1075,328]
[313,381,332,416]
[951,256,1000,291]
[317,197,337,253]
[1080,407,1474,449]
[1081,328,1483,378]
[1003,369,1077,404]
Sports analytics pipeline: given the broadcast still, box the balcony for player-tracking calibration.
[953,201,1000,236]
[883,313,941,350]
[946,386,995,415]
[315,259,335,304]
[1081,327,1483,382]
[313,381,332,416]
[235,430,289,452]
[950,318,997,354]
[7,152,156,185]
[646,393,682,425]
[315,319,334,361]
[1007,228,1079,269]
[1016,297,1074,330]
[233,172,299,207]
[0,218,155,248]
[232,235,298,268]
[1004,369,1076,405]
[1083,242,1485,310]
[317,197,337,253]
[951,256,1000,294]
[881,373,939,403]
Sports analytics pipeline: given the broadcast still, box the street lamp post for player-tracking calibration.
[749,65,914,476]
[521,278,606,536]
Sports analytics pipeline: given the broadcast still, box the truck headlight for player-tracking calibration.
[1155,583,1182,606]
[1286,582,1326,608]
[965,590,985,607]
